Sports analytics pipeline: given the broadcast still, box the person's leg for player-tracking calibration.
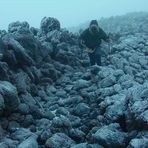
[95,47,102,66]
[88,52,95,65]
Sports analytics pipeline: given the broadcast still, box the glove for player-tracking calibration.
[105,38,109,42]
[79,40,86,48]
[87,48,95,53]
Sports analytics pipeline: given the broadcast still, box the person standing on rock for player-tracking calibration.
[79,20,109,66]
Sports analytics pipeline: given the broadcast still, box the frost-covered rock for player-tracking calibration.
[45,133,75,148]
[127,138,148,148]
[51,115,71,129]
[93,123,127,147]
[126,84,148,130]
[73,79,90,90]
[2,37,34,66]
[0,138,18,148]
[11,128,36,142]
[13,71,31,94]
[73,103,90,117]
[99,75,116,88]
[0,81,20,112]
[18,135,38,148]
[8,21,30,33]
[40,17,60,34]
[0,94,5,115]
[104,94,127,122]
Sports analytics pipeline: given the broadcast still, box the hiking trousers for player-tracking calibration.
[88,46,101,66]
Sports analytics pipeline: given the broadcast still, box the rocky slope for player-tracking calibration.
[0,13,148,148]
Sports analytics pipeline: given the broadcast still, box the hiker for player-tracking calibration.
[79,20,109,66]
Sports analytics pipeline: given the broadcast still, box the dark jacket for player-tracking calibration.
[80,28,109,49]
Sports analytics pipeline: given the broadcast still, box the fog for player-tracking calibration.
[0,0,148,30]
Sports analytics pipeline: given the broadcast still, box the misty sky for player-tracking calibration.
[0,0,148,30]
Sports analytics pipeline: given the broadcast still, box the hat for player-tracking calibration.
[90,20,98,26]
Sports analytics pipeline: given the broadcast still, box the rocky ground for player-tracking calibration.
[0,13,148,148]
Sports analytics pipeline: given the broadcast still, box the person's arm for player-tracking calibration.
[79,40,86,48]
[79,31,86,48]
[100,28,110,42]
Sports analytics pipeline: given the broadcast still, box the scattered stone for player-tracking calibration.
[93,123,127,147]
[45,133,75,148]
[73,103,90,117]
[127,138,148,148]
[18,135,38,148]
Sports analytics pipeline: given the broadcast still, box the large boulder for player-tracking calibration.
[40,17,60,34]
[126,84,148,130]
[0,62,9,80]
[2,36,34,67]
[8,21,30,33]
[127,138,148,148]
[18,135,38,148]
[93,123,127,147]
[103,94,127,122]
[8,21,44,62]
[0,138,18,148]
[0,81,20,112]
[13,71,31,94]
[11,128,36,142]
[0,30,7,38]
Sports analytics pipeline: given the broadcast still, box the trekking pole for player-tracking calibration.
[80,47,83,59]
[108,39,112,54]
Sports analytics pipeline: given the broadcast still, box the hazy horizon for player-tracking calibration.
[0,0,148,30]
